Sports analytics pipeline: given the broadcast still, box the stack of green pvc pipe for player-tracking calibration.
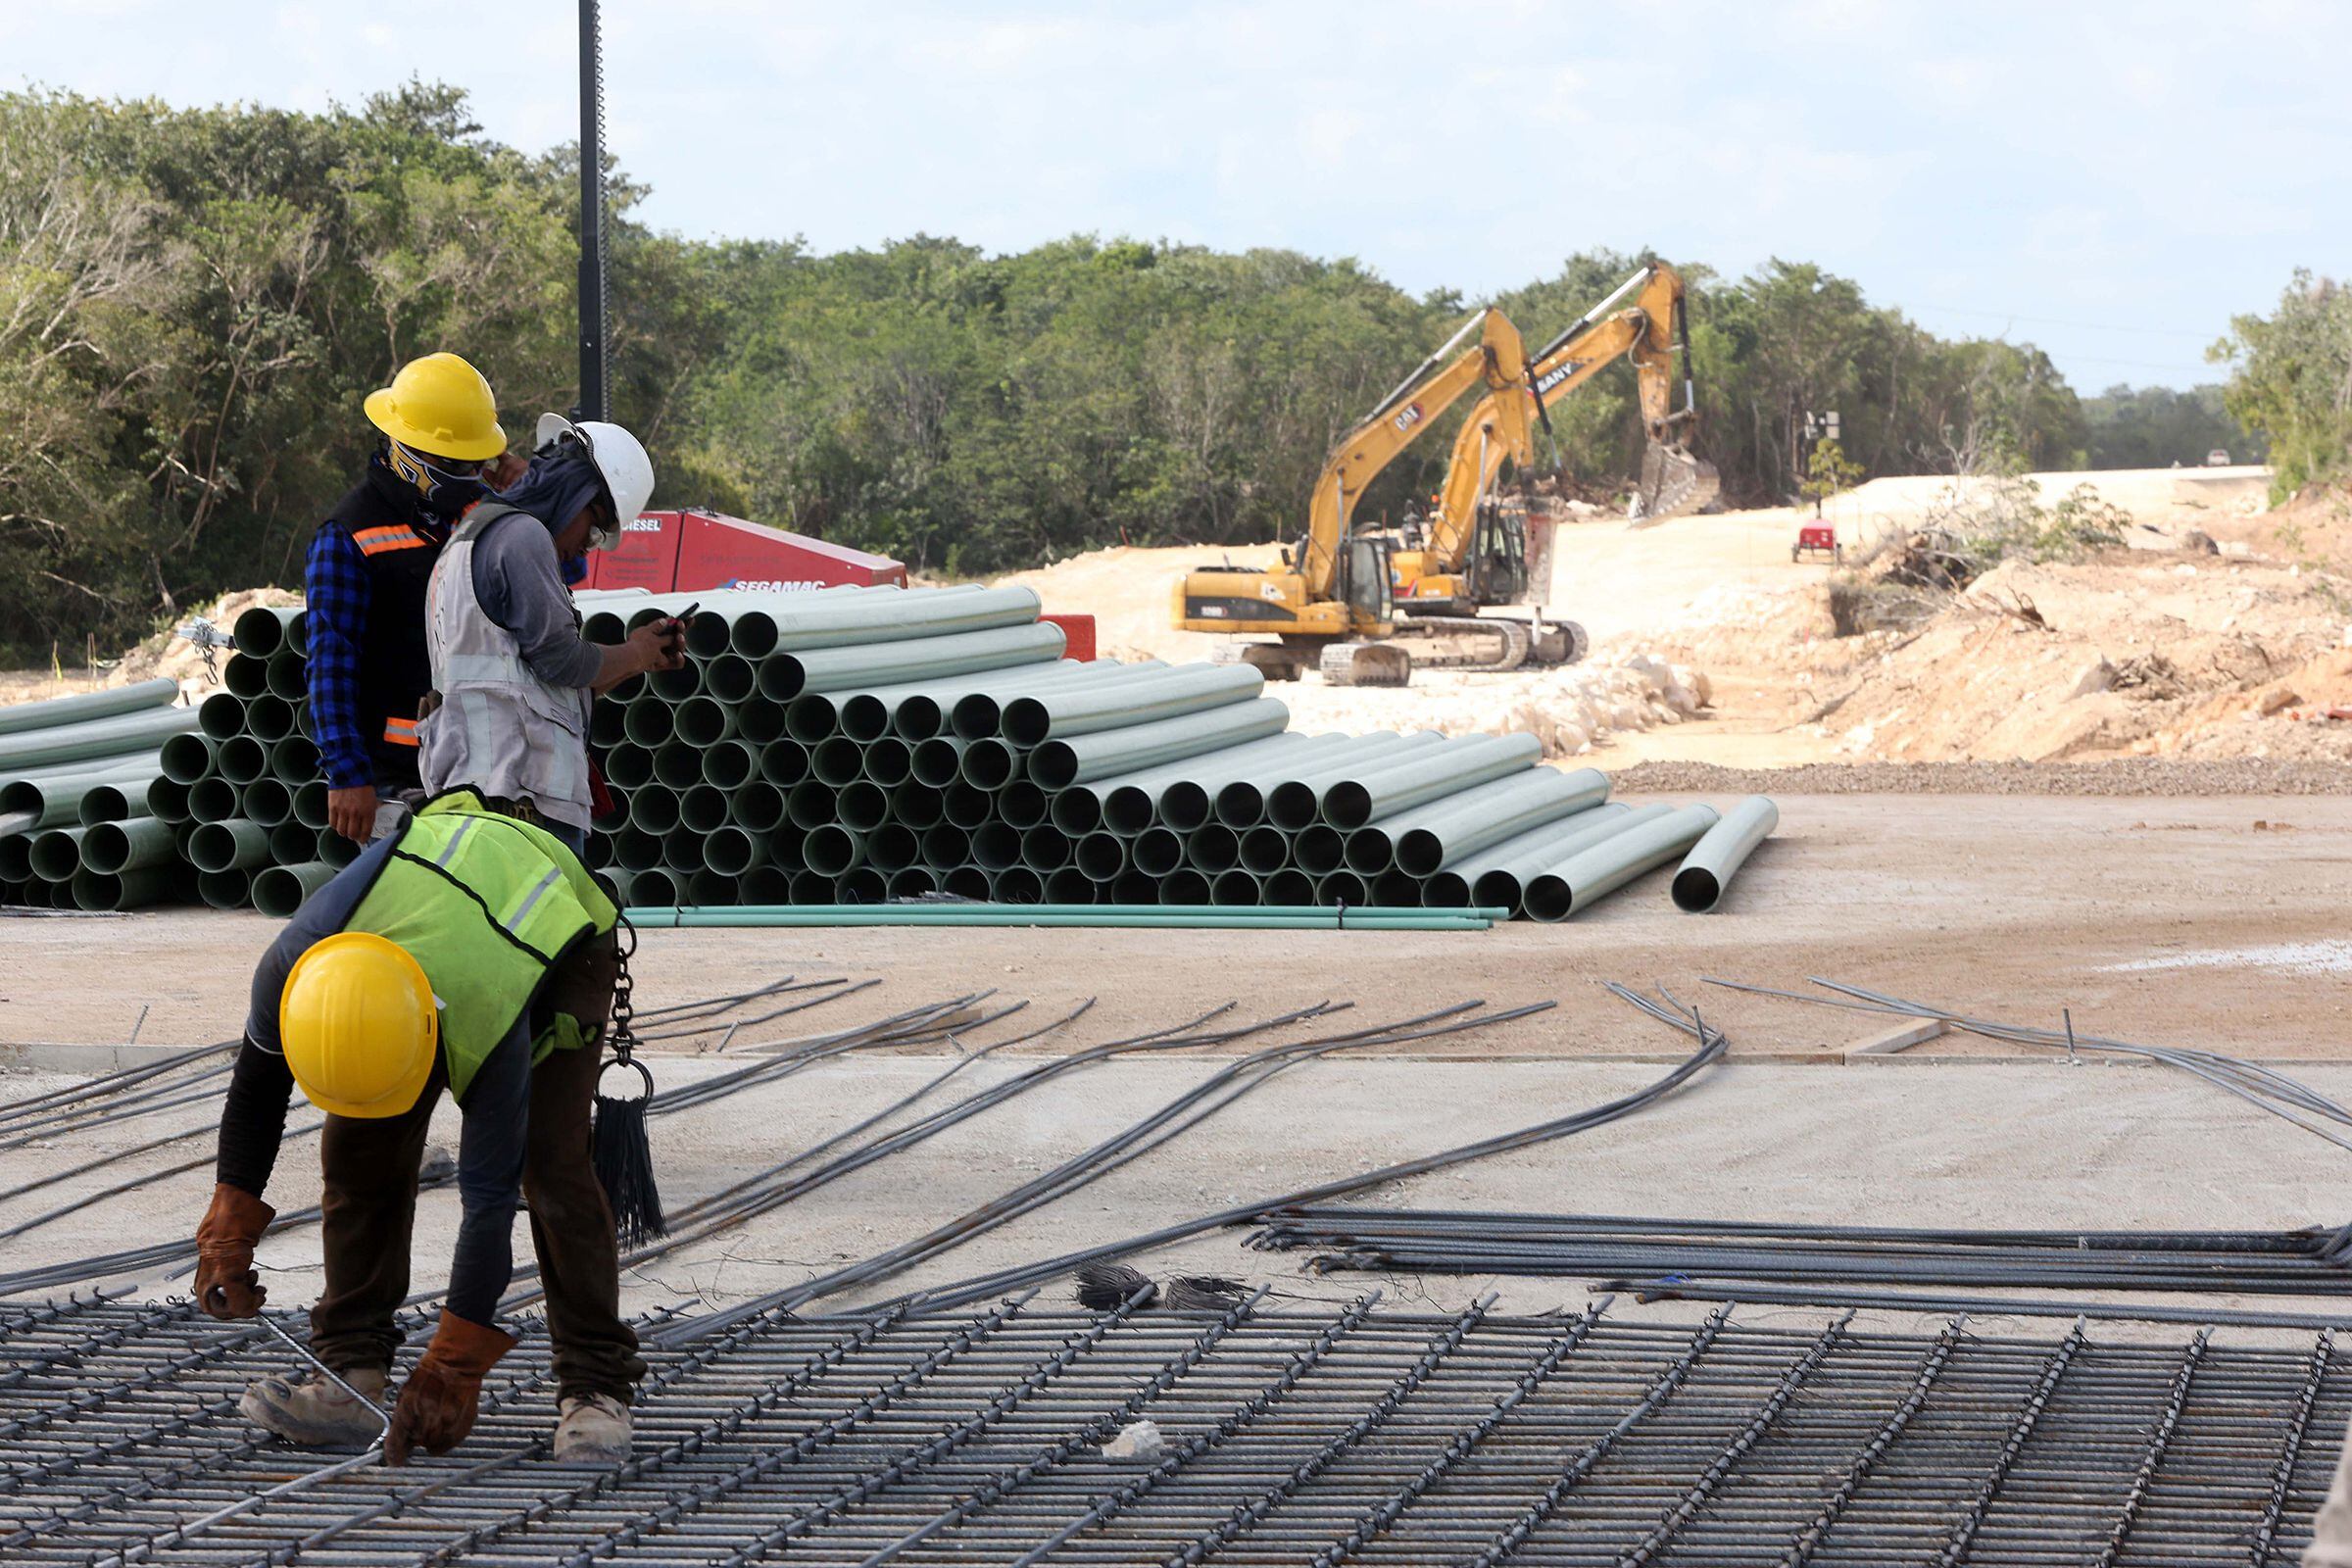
[0,604,343,913]
[0,676,195,910]
[150,605,345,913]
[0,584,1781,923]
[574,587,1778,921]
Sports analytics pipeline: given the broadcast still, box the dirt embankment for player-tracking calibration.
[1615,471,2352,768]
[1001,467,2351,773]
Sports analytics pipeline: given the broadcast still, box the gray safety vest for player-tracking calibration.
[416,504,595,831]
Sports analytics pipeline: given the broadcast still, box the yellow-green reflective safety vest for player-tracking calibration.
[349,789,617,1100]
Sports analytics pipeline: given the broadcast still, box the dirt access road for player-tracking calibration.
[10,790,2352,1063]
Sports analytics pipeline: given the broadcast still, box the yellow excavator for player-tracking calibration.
[1173,263,1715,685]
[1396,262,1716,609]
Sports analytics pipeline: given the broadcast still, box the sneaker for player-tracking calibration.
[554,1391,632,1463]
[239,1365,388,1447]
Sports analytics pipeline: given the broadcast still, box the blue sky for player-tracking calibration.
[9,0,2344,392]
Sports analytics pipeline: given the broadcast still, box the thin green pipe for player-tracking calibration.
[623,903,1502,929]
[624,909,1494,930]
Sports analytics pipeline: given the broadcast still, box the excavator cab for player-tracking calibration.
[1462,501,1529,606]
[1341,534,1395,626]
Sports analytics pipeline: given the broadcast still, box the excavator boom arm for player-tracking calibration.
[1419,264,1711,571]
[1298,307,1531,600]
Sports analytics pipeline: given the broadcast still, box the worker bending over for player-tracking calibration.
[417,414,670,849]
[193,789,641,1464]
[309,355,525,846]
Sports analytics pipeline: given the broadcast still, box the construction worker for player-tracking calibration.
[417,415,669,851]
[191,787,665,1465]
[310,355,526,847]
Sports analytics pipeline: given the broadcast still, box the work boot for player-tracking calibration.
[240,1364,388,1447]
[553,1392,632,1463]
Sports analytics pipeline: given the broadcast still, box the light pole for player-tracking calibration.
[575,0,608,423]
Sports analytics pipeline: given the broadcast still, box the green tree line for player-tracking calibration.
[0,84,2272,659]
[2212,270,2352,499]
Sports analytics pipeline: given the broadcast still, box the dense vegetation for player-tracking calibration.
[2082,384,2258,471]
[2212,270,2352,500]
[0,85,2278,658]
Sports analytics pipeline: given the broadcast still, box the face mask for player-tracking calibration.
[387,441,488,518]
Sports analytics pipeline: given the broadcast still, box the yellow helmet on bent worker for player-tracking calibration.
[279,932,439,1118]
[365,352,507,462]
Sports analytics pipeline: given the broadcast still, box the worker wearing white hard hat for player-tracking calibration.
[413,414,680,850]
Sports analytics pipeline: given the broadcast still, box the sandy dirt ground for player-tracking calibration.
[1003,466,2352,773]
[12,791,2352,1062]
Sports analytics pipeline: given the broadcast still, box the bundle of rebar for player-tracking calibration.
[1,1295,2343,1565]
[1253,1206,2352,1296]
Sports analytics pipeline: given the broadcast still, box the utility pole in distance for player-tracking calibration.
[575,0,608,422]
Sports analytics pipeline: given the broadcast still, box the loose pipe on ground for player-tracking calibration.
[1423,803,1643,908]
[1524,802,1721,921]
[1672,793,1778,911]
[1375,765,1609,877]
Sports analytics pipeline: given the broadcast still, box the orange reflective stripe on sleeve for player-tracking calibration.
[352,525,431,557]
[382,715,421,747]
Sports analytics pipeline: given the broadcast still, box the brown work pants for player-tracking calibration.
[307,1040,646,1404]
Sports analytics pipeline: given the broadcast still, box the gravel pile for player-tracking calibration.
[1613,757,2352,797]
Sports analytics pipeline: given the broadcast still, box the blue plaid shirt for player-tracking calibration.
[302,523,375,791]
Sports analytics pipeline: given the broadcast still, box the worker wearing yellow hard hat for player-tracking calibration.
[192,788,644,1466]
[308,354,528,854]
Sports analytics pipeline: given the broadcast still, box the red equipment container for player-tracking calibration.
[582,508,907,593]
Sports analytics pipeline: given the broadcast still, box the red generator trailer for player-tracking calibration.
[1792,523,1842,564]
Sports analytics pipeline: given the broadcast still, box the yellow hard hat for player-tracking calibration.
[363,352,506,462]
[279,932,439,1119]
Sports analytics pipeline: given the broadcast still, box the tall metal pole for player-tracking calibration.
[576,0,609,421]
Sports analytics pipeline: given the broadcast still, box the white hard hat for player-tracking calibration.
[534,413,656,550]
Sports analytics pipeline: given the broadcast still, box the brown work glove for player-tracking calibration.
[386,1308,517,1465]
[194,1182,275,1320]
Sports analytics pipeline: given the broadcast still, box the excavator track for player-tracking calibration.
[1397,615,1532,673]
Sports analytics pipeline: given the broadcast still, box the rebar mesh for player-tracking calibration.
[1,1297,2341,1566]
